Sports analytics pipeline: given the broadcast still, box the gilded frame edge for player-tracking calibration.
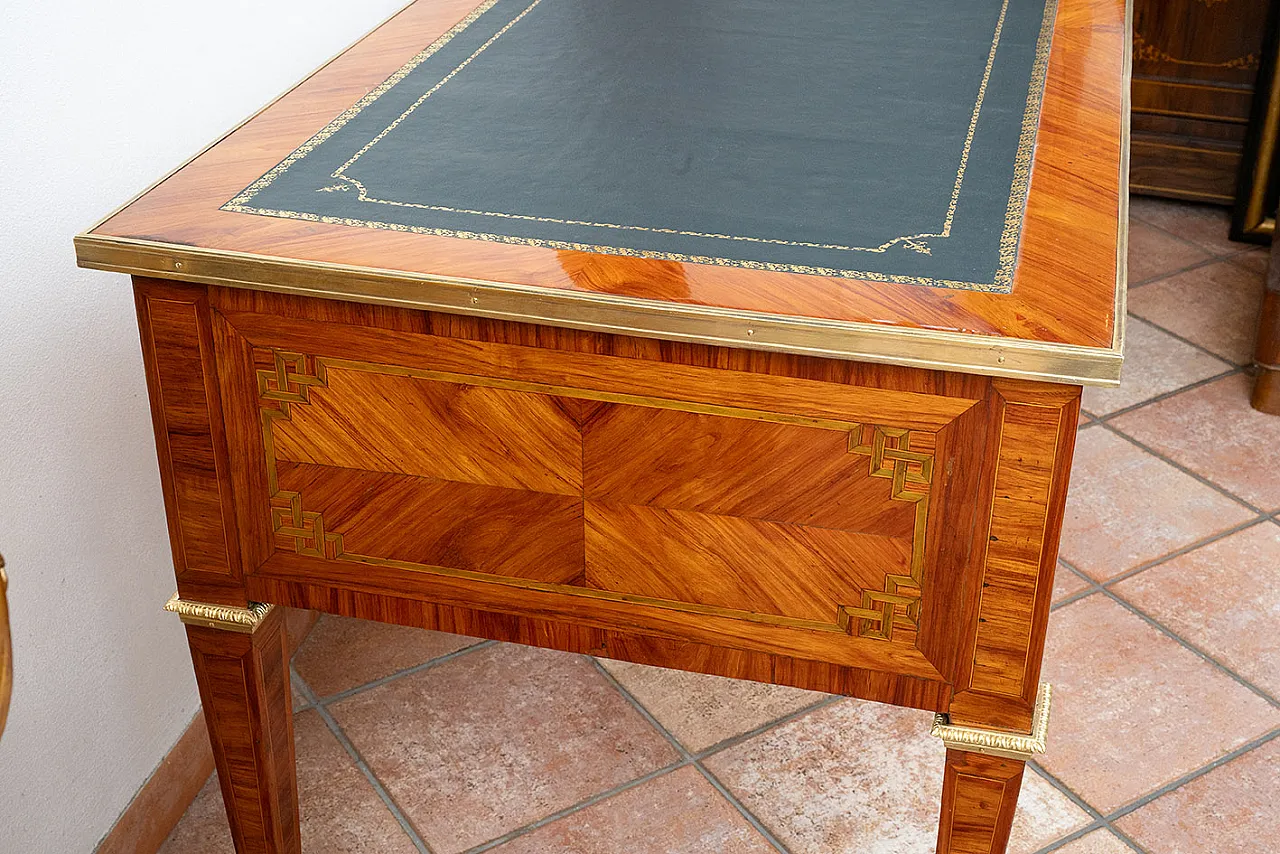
[931,682,1052,761]
[164,593,274,634]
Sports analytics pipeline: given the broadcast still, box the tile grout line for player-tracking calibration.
[1101,727,1280,824]
[1123,307,1253,367]
[1055,557,1280,708]
[309,639,498,706]
[1025,763,1151,854]
[1053,512,1272,612]
[458,759,692,854]
[1086,364,1242,423]
[291,666,438,854]
[1127,250,1238,290]
[589,658,798,854]
[452,656,846,854]
[1099,515,1274,589]
[1127,206,1262,266]
[1029,821,1121,854]
[691,694,847,761]
[1030,728,1280,852]
[1095,420,1270,515]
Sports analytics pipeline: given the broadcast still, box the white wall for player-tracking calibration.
[0,1,405,849]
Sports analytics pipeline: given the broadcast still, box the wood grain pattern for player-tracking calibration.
[270,365,584,495]
[127,275,1088,854]
[185,608,299,854]
[950,380,1079,731]
[583,404,919,538]
[237,315,952,661]
[211,287,992,399]
[134,278,245,605]
[250,575,953,711]
[936,749,1026,854]
[276,461,585,582]
[584,501,911,623]
[196,287,1085,721]
[86,0,1125,353]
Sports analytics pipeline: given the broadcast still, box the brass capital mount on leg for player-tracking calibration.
[164,593,275,633]
[931,683,1052,761]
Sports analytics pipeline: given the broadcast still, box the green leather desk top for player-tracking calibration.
[226,0,1057,293]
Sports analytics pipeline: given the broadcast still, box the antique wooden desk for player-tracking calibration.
[75,0,1127,850]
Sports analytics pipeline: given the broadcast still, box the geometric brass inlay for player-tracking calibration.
[255,350,936,644]
[931,682,1052,761]
[164,593,274,634]
[843,426,933,640]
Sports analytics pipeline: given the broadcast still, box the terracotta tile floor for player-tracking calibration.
[162,198,1280,853]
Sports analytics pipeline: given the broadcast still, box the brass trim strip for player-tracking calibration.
[931,683,1052,761]
[73,234,1124,386]
[164,593,274,634]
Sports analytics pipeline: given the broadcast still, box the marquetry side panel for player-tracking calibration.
[249,344,938,638]
[202,290,1094,718]
[186,608,299,854]
[134,277,243,603]
[949,380,1080,731]
[249,575,953,711]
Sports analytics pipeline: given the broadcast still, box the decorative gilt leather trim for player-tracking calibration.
[932,683,1052,761]
[164,593,274,634]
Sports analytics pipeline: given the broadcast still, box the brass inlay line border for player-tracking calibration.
[931,682,1052,761]
[164,593,274,634]
[221,0,1059,293]
[256,349,936,642]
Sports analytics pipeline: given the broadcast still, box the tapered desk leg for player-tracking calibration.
[930,684,1052,854]
[936,750,1025,854]
[172,598,300,854]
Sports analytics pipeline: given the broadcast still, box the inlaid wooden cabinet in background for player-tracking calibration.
[1131,0,1272,203]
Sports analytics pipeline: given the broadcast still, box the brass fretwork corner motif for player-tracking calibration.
[258,350,328,405]
[843,425,934,641]
[270,490,347,559]
[255,350,344,555]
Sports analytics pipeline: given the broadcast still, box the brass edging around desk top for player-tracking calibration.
[74,233,1124,387]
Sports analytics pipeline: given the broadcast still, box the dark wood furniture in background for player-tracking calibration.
[1255,234,1280,412]
[74,1,1126,851]
[1239,4,1280,412]
[1131,0,1270,203]
[1233,0,1280,241]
